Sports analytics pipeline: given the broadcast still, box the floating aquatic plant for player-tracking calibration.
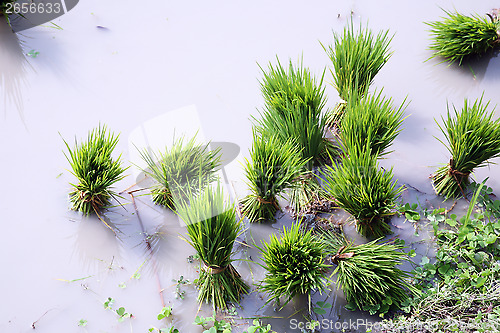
[258,222,329,307]
[138,135,220,209]
[323,20,392,109]
[241,133,308,222]
[176,183,248,309]
[255,59,334,168]
[427,10,500,65]
[322,145,403,238]
[321,231,418,315]
[63,125,127,215]
[340,89,407,157]
[432,97,500,199]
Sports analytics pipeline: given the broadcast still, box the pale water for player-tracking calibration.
[1,1,500,332]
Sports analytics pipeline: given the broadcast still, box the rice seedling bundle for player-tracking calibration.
[138,135,220,209]
[260,58,327,118]
[340,90,407,157]
[255,59,333,168]
[176,183,248,309]
[321,231,418,314]
[323,21,392,104]
[241,133,308,222]
[432,97,500,199]
[322,145,403,238]
[427,10,500,65]
[63,125,127,215]
[258,222,329,307]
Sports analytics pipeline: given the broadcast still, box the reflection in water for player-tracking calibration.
[73,215,122,272]
[427,49,499,97]
[0,17,29,121]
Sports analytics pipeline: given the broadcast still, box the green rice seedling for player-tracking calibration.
[176,183,248,309]
[432,97,500,199]
[138,135,220,209]
[257,221,329,308]
[321,231,418,315]
[255,59,334,168]
[427,10,500,65]
[241,133,308,222]
[323,20,393,104]
[259,58,327,121]
[340,89,408,157]
[63,125,127,215]
[322,145,403,238]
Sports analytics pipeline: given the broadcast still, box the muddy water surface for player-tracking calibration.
[1,0,500,332]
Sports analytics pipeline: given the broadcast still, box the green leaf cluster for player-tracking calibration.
[176,184,248,309]
[63,125,127,215]
[241,134,308,222]
[258,222,329,307]
[432,97,500,199]
[323,20,392,102]
[321,231,418,316]
[322,145,403,238]
[341,90,407,157]
[139,135,220,209]
[427,10,500,65]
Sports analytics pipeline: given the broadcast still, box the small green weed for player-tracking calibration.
[382,182,500,331]
[172,275,190,299]
[194,312,232,333]
[312,301,332,315]
[115,307,132,322]
[244,319,274,333]
[103,297,114,309]
[157,306,173,320]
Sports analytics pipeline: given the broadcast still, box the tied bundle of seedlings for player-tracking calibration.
[432,97,500,199]
[138,135,220,209]
[260,58,327,123]
[427,10,500,65]
[241,133,308,222]
[321,231,418,315]
[340,89,408,157]
[257,221,330,308]
[255,59,335,213]
[176,183,248,309]
[63,125,127,215]
[322,144,403,238]
[323,21,392,125]
[255,58,335,169]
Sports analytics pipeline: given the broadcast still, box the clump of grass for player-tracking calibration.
[259,58,327,122]
[176,183,248,309]
[255,59,334,168]
[323,20,392,105]
[322,145,403,238]
[241,133,308,222]
[63,125,127,215]
[257,222,329,307]
[340,90,407,157]
[432,97,500,199]
[138,136,220,209]
[321,231,418,315]
[427,10,500,65]
[254,59,336,214]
